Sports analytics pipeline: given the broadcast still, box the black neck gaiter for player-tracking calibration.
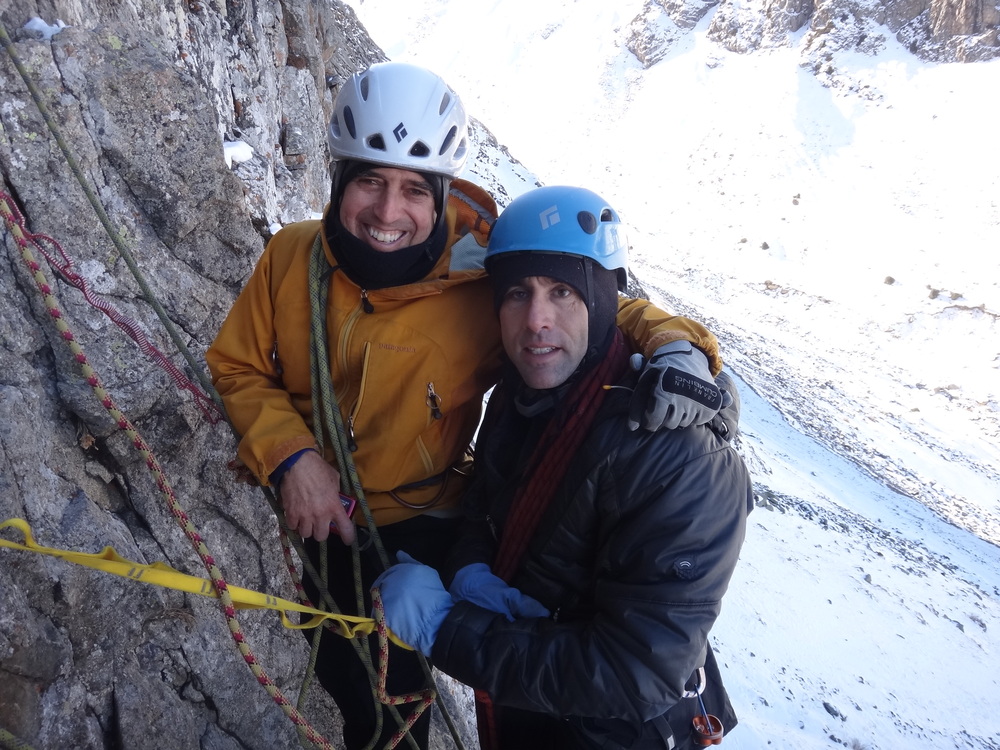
[325,213,449,290]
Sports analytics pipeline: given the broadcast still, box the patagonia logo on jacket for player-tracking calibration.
[378,342,417,354]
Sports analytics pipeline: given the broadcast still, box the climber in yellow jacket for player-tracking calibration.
[206,62,727,750]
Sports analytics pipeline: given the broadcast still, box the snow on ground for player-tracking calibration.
[348,1,1000,747]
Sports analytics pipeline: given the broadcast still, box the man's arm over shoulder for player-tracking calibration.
[615,297,722,375]
[447,179,499,256]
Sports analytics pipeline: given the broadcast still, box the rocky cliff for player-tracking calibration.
[627,0,1000,67]
[1,0,996,749]
[0,2,449,748]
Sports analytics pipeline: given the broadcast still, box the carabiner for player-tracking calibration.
[682,666,706,698]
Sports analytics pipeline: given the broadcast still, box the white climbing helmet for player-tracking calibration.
[327,62,469,179]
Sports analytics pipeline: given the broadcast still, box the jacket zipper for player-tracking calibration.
[346,342,372,452]
[346,415,358,452]
[426,382,443,420]
[270,340,283,376]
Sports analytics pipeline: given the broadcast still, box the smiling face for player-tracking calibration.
[338,166,438,252]
[499,275,590,390]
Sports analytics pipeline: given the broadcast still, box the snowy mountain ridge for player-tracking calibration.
[625,0,1000,65]
[653,273,1000,547]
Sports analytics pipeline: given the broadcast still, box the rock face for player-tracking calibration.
[627,0,1000,67]
[0,2,398,748]
[0,0,531,744]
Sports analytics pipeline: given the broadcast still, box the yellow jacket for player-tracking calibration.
[207,180,721,527]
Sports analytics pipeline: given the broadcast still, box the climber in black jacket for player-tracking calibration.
[376,185,754,750]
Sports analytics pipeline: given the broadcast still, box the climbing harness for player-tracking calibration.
[304,235,459,749]
[388,470,452,510]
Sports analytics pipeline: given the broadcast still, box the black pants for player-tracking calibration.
[300,514,462,750]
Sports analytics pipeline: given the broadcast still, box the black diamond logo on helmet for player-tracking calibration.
[393,123,407,142]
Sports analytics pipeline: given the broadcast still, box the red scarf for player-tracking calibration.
[476,330,629,748]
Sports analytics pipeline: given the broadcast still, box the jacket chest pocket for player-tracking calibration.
[345,337,460,485]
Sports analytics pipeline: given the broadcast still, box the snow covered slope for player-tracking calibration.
[348,1,1000,747]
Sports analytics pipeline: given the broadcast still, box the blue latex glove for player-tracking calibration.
[627,341,730,431]
[372,551,454,657]
[449,563,550,621]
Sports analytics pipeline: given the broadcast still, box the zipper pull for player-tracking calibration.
[347,415,358,452]
[486,514,498,542]
[270,341,283,376]
[426,382,443,420]
[360,289,374,313]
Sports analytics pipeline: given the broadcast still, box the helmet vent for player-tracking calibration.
[359,75,370,100]
[366,134,386,151]
[600,208,615,222]
[439,126,457,156]
[577,211,598,235]
[343,107,357,139]
[409,142,430,158]
[438,92,452,116]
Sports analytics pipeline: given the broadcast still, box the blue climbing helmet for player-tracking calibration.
[485,185,629,291]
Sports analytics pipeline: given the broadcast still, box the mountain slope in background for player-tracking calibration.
[348,1,1000,747]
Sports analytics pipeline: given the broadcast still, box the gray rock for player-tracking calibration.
[624,0,999,62]
[1,2,399,748]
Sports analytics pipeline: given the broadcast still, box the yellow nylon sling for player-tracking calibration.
[0,518,409,648]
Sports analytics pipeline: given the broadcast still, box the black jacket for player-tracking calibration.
[432,371,753,748]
